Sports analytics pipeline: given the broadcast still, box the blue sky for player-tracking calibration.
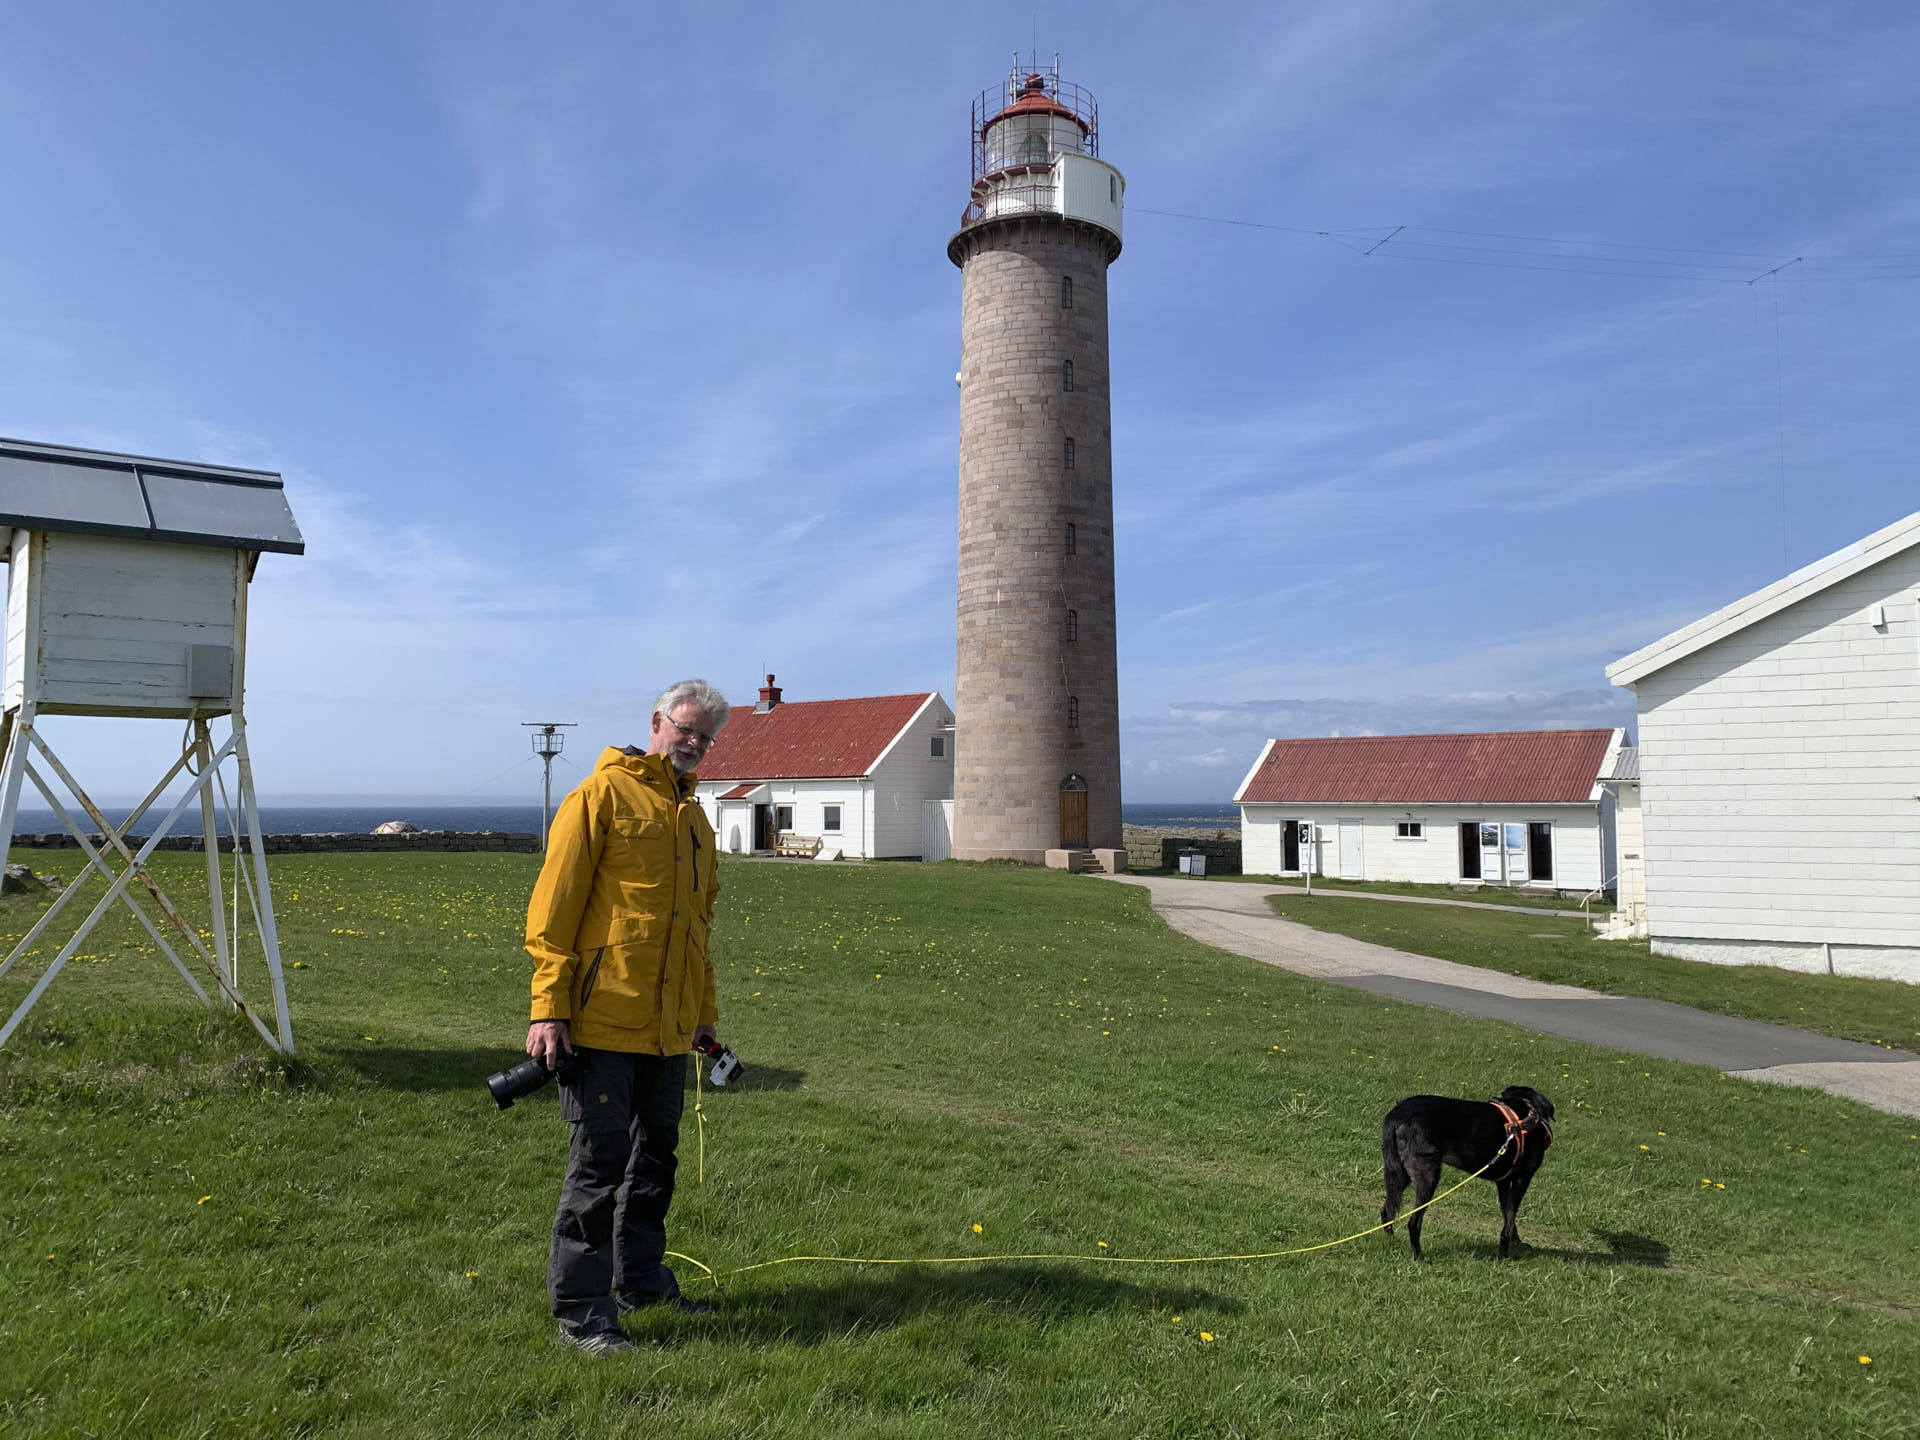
[4,2,1917,803]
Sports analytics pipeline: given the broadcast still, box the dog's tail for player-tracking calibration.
[1381,1121,1409,1232]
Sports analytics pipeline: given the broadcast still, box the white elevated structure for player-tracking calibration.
[0,437,304,1052]
[1608,509,1920,982]
[962,61,1124,239]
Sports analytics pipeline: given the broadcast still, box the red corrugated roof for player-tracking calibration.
[696,693,935,781]
[1236,729,1615,806]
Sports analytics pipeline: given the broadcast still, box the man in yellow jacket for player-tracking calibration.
[524,678,729,1354]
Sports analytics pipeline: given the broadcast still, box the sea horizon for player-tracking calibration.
[9,799,1242,837]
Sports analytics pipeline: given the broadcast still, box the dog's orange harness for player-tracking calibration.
[1486,1099,1553,1183]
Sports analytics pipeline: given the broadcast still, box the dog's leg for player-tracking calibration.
[1405,1163,1438,1262]
[1497,1169,1537,1258]
[1495,1177,1522,1259]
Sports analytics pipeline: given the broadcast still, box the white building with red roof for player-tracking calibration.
[692,676,954,860]
[1233,728,1625,892]
[1608,509,1920,981]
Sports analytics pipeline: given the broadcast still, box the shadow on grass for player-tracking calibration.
[637,1262,1241,1348]
[345,1045,530,1093]
[1429,1230,1672,1268]
[721,1063,805,1092]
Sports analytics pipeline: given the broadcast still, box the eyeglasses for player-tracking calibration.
[663,717,715,746]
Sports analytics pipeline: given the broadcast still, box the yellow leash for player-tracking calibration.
[670,1130,1513,1294]
[691,1050,706,1188]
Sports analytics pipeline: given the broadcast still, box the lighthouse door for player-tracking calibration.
[1059,774,1089,847]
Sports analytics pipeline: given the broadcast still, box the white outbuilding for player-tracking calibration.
[1606,509,1920,982]
[1234,729,1624,894]
[692,676,954,860]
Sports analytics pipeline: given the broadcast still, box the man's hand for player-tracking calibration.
[526,1019,574,1070]
[693,1023,717,1052]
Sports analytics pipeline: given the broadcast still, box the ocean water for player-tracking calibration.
[8,805,548,837]
[1121,802,1240,830]
[11,800,1240,836]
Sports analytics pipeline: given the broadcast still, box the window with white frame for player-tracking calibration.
[823,805,842,832]
[1395,820,1424,839]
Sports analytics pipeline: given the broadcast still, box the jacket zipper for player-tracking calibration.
[579,948,604,1007]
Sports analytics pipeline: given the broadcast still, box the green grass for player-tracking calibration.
[1,852,1915,1438]
[1263,891,1920,1053]
[1182,870,1608,912]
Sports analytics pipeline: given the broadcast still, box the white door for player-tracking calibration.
[1337,819,1364,878]
[1503,822,1528,884]
[1479,822,1503,883]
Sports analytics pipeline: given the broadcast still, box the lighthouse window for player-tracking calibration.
[1065,609,1078,642]
[1068,697,1080,728]
[1062,359,1074,391]
[1110,174,1118,203]
[1063,436,1076,469]
[1061,275,1073,309]
[1064,521,1076,554]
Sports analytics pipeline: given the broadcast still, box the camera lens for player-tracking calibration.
[486,1057,556,1110]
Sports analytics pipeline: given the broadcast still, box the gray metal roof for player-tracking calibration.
[1605,747,1640,782]
[0,437,303,555]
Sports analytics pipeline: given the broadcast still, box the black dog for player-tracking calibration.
[1380,1085,1555,1260]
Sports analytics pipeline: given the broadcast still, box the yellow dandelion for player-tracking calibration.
[1171,1316,1181,1324]
[465,1271,479,1278]
[1200,1332,1215,1343]
[972,1224,983,1234]
[1097,1240,1109,1249]
[197,1196,212,1204]
[1859,1355,1872,1365]
[1638,1145,1649,1151]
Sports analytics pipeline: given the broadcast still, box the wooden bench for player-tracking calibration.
[774,831,822,858]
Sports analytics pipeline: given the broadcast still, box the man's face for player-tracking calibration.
[650,702,717,772]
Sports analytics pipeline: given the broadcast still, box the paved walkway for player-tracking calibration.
[1104,873,1920,1120]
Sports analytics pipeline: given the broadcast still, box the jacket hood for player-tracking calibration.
[592,745,696,791]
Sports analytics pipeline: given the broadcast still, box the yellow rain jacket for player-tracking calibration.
[525,747,720,1053]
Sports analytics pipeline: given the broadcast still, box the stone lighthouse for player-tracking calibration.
[949,61,1126,866]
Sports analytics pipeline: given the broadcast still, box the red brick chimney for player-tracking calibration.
[755,673,782,713]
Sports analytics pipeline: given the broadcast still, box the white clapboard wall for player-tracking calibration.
[5,529,242,718]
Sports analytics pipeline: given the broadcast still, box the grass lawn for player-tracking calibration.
[1165,869,1610,913]
[1263,891,1920,1053]
[0,852,1914,1438]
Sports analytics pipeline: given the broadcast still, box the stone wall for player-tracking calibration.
[1158,836,1243,874]
[9,831,539,854]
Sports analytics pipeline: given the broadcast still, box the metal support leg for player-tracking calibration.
[194,718,233,1003]
[234,725,295,1054]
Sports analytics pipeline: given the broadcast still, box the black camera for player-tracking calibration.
[486,1055,575,1110]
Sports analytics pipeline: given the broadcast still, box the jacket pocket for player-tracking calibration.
[609,815,673,890]
[577,948,605,1008]
[576,939,663,1028]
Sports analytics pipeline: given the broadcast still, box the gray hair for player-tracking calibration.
[653,678,730,734]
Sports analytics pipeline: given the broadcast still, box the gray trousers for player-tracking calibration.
[548,1047,688,1336]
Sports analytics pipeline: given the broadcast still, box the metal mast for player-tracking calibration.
[522,722,576,850]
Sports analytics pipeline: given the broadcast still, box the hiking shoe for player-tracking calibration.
[617,1290,714,1316]
[560,1327,636,1356]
